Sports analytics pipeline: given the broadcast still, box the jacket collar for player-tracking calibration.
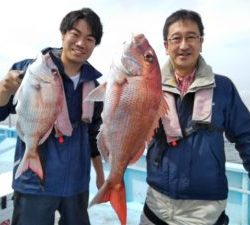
[161,55,215,94]
[41,47,102,83]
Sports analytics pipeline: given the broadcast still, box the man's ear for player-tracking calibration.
[164,41,169,55]
[200,37,204,52]
[61,33,65,41]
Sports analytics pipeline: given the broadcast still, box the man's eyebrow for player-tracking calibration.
[70,27,94,38]
[70,27,81,33]
[169,31,199,37]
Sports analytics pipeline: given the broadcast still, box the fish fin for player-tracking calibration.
[84,82,107,102]
[159,93,169,116]
[110,182,127,225]
[81,81,96,123]
[129,145,145,164]
[13,85,23,105]
[145,94,169,144]
[130,95,169,163]
[54,74,73,137]
[89,181,111,207]
[38,126,53,145]
[97,130,110,161]
[89,180,127,225]
[15,150,43,180]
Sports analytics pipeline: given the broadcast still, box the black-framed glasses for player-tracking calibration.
[167,34,201,45]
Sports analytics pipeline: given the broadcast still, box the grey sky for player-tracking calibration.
[0,0,250,106]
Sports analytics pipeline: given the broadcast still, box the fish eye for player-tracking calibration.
[144,53,153,63]
[32,83,41,90]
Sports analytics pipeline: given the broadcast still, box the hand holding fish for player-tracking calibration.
[1,70,24,93]
[0,70,24,106]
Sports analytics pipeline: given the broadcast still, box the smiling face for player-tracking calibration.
[164,19,203,76]
[61,19,96,75]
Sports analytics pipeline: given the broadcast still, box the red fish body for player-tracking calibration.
[86,34,168,225]
[14,54,72,180]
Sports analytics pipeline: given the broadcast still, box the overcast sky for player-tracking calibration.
[0,0,250,106]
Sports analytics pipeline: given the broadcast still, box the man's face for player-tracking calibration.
[164,19,203,75]
[61,19,96,67]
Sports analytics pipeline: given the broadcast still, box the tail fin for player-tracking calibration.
[89,180,127,225]
[15,150,44,180]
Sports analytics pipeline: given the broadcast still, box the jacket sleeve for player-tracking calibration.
[224,78,250,176]
[0,59,33,121]
[0,95,16,121]
[88,100,103,158]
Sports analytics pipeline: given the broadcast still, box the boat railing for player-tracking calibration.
[0,125,249,225]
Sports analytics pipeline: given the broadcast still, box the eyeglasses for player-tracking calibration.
[167,34,201,45]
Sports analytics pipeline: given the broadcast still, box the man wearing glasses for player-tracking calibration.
[139,9,250,225]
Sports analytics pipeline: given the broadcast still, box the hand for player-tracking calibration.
[0,70,24,95]
[92,155,105,189]
[96,172,105,189]
[0,70,24,106]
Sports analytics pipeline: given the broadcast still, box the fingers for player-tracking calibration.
[2,70,24,94]
[18,72,25,80]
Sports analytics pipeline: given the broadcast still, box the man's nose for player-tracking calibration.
[179,37,189,49]
[75,38,86,48]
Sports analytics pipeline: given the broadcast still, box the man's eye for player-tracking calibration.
[172,37,181,41]
[186,36,196,40]
[87,37,96,43]
[69,32,78,37]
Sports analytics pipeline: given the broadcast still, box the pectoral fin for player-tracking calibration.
[84,82,107,102]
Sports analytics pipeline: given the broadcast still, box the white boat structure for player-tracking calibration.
[0,124,249,225]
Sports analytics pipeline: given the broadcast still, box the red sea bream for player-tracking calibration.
[14,53,72,180]
[86,34,168,225]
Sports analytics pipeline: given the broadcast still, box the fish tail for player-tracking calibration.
[110,182,127,225]
[89,180,127,225]
[15,150,44,180]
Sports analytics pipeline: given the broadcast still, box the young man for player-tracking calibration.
[140,9,250,225]
[0,8,105,225]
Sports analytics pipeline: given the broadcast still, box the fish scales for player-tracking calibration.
[14,53,72,180]
[86,34,168,225]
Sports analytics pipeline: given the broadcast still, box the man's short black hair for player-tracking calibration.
[163,9,204,41]
[60,7,103,45]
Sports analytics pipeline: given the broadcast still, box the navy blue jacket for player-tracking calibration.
[0,48,103,196]
[147,58,250,200]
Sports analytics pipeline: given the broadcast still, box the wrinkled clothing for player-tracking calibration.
[162,88,213,143]
[11,191,90,225]
[146,56,250,200]
[139,186,226,225]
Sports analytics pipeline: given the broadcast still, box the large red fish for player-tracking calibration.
[14,53,72,180]
[86,34,168,225]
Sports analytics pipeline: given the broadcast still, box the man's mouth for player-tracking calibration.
[178,52,191,57]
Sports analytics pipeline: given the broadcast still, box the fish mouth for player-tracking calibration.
[116,33,155,76]
[119,40,141,76]
[132,33,147,46]
[120,53,141,76]
[132,34,155,64]
[120,48,154,76]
